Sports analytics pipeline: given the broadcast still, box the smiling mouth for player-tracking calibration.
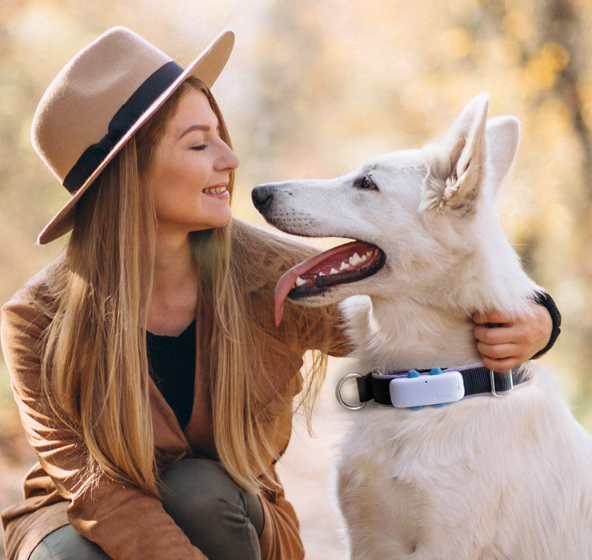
[204,185,228,195]
[274,240,386,326]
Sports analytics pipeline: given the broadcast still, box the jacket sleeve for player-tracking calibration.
[1,296,207,560]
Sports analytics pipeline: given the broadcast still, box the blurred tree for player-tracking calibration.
[538,0,592,409]
[473,0,592,410]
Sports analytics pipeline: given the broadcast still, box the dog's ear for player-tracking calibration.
[485,116,520,197]
[421,93,490,215]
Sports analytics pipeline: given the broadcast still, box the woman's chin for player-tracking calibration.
[192,211,232,232]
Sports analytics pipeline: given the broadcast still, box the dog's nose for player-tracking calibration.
[251,185,274,212]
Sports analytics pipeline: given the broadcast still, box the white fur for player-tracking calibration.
[256,94,592,559]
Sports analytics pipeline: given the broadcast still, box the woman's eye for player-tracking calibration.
[191,144,207,151]
[359,175,377,190]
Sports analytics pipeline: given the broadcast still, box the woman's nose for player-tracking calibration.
[216,142,240,172]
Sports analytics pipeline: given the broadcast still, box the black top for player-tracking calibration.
[146,320,196,431]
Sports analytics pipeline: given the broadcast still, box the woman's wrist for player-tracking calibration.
[531,291,562,359]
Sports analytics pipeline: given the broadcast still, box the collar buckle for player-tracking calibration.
[489,369,514,397]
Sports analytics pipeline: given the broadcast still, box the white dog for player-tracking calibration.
[252,94,592,559]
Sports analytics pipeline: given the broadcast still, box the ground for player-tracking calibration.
[278,357,352,559]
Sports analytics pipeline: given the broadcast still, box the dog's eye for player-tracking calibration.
[358,175,378,190]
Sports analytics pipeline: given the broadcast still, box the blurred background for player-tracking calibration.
[1,0,591,557]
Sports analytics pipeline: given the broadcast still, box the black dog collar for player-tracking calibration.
[337,364,530,410]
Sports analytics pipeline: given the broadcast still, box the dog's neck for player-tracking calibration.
[345,297,481,371]
[344,231,538,373]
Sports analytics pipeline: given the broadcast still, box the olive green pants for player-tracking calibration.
[28,459,264,560]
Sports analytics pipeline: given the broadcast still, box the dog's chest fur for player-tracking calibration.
[336,356,592,558]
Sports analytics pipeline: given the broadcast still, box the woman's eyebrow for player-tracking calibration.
[178,123,222,141]
[178,124,211,140]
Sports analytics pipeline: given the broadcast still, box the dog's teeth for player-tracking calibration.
[349,253,363,266]
[318,272,325,276]
[330,268,339,275]
[340,261,351,270]
[295,276,306,287]
[366,251,373,258]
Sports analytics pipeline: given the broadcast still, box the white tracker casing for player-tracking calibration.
[389,372,465,408]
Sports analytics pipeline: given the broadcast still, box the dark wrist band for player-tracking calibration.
[531,291,562,359]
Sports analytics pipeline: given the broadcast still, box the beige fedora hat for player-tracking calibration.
[32,26,235,244]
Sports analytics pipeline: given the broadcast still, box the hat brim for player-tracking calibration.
[37,29,235,245]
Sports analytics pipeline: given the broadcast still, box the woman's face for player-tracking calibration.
[147,87,239,235]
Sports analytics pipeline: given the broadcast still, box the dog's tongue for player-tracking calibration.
[274,241,376,326]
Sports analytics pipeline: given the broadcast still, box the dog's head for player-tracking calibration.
[252,94,521,325]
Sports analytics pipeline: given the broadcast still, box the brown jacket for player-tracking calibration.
[0,220,349,560]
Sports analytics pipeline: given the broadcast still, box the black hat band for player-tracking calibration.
[63,60,184,194]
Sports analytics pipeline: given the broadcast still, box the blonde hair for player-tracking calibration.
[42,135,158,496]
[41,78,332,498]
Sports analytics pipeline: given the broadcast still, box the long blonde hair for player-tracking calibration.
[41,78,332,498]
[42,133,158,496]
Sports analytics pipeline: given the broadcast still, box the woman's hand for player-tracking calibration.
[472,301,553,372]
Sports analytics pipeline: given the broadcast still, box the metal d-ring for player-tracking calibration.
[336,373,366,410]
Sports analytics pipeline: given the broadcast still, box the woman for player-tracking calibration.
[0,27,559,560]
